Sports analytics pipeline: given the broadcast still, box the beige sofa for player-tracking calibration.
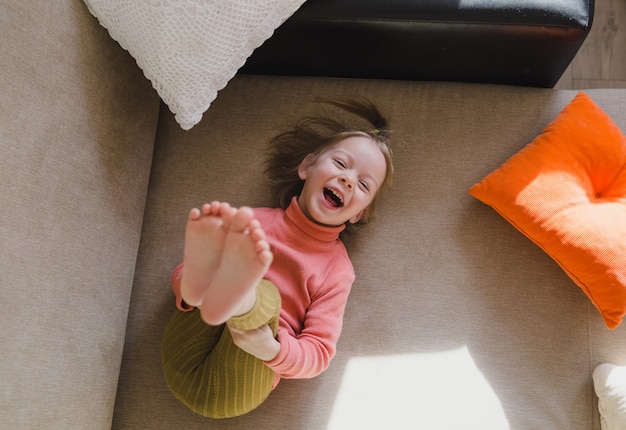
[2,2,625,429]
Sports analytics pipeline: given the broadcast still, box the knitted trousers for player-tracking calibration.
[161,280,281,418]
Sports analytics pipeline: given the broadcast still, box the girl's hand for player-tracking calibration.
[228,324,280,362]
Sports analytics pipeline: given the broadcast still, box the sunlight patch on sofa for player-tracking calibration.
[327,347,509,430]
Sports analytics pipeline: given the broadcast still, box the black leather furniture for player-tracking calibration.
[242,0,594,88]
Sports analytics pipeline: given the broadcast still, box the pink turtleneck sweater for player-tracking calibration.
[171,198,355,388]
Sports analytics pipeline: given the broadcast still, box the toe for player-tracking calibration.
[188,207,202,220]
[229,207,254,232]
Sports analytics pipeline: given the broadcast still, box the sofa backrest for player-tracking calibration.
[0,2,160,428]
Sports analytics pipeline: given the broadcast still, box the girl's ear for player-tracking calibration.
[349,209,366,224]
[298,154,316,180]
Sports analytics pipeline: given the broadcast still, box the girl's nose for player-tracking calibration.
[341,175,354,190]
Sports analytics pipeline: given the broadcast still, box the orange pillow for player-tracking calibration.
[469,92,626,329]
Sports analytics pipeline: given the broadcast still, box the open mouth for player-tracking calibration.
[324,188,344,208]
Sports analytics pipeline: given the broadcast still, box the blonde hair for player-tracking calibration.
[265,98,394,231]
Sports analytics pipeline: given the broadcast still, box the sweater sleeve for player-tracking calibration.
[265,267,354,379]
[170,263,195,312]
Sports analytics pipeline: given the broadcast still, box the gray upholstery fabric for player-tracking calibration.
[0,1,159,428]
[112,75,626,429]
[3,1,626,429]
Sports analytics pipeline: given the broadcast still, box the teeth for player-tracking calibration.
[330,189,343,204]
[325,188,344,206]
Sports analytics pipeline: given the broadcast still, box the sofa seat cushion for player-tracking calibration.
[113,77,626,430]
[470,92,626,329]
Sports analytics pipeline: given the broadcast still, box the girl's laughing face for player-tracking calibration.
[297,136,387,227]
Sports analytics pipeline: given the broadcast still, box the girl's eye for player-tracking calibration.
[359,180,370,192]
[334,159,346,168]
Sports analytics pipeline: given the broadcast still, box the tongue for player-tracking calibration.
[324,189,340,207]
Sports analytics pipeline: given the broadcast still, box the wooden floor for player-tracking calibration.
[555,0,626,90]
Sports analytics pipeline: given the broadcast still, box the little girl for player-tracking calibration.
[161,99,394,418]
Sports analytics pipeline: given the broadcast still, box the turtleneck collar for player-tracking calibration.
[285,197,345,242]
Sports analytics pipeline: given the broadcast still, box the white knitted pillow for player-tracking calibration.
[84,0,305,130]
[593,363,626,430]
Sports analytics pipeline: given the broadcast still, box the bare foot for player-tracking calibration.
[199,206,273,326]
[180,201,234,307]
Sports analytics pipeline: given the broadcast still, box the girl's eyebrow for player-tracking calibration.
[332,150,355,167]
[332,149,350,158]
[333,149,380,188]
[362,172,380,190]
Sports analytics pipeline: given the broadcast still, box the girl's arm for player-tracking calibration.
[265,274,353,379]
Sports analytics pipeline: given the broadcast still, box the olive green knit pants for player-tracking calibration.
[161,280,281,418]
